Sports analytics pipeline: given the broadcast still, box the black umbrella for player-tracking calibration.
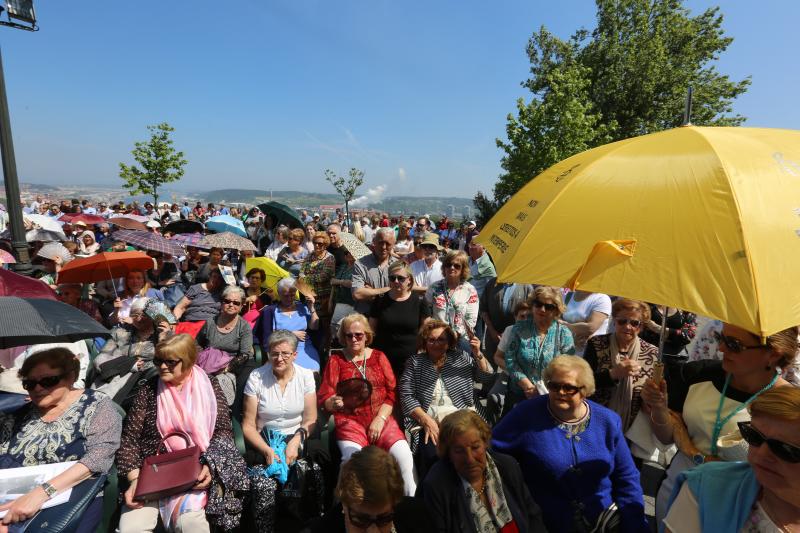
[164,219,205,235]
[257,201,304,229]
[0,297,111,348]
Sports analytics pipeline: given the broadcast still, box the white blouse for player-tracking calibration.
[244,363,315,435]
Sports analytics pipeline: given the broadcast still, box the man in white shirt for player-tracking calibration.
[410,232,443,291]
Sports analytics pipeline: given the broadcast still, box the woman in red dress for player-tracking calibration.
[319,312,417,495]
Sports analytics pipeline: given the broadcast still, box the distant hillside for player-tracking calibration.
[2,181,60,192]
[202,190,476,216]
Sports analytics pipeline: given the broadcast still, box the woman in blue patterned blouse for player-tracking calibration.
[504,286,575,414]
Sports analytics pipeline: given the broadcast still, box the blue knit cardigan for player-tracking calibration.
[491,395,648,533]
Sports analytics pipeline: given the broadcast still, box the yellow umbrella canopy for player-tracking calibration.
[475,126,800,338]
[245,257,291,298]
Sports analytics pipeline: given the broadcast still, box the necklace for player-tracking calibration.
[475,468,488,497]
[711,371,780,455]
[350,351,368,380]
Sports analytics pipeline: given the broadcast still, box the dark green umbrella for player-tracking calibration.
[257,201,304,229]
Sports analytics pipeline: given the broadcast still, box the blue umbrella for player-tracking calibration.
[206,215,247,237]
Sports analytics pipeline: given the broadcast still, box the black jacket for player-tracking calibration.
[419,450,548,533]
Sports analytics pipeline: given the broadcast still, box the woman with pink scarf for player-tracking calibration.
[116,334,233,532]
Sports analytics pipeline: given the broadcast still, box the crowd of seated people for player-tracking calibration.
[2,202,799,533]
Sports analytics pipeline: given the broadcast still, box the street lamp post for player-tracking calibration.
[0,0,37,274]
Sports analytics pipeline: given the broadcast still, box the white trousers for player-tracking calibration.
[338,439,417,496]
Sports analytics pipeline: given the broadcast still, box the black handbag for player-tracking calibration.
[276,457,324,522]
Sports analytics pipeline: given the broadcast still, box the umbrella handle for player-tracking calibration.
[105,258,118,299]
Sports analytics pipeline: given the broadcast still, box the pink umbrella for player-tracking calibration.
[0,250,15,264]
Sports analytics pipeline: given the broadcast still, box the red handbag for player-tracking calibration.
[134,431,202,502]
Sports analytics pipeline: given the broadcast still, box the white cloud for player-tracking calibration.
[350,184,387,207]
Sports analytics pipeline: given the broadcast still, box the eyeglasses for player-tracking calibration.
[426,336,448,345]
[738,421,800,463]
[327,231,339,236]
[129,312,144,319]
[345,332,365,340]
[22,374,66,391]
[712,331,766,353]
[444,263,462,270]
[546,381,584,395]
[222,299,243,306]
[269,351,294,360]
[532,300,558,312]
[616,317,642,328]
[153,357,181,369]
[347,509,395,528]
[388,274,408,282]
[313,241,326,246]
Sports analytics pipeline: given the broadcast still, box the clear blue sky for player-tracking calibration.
[1,0,798,198]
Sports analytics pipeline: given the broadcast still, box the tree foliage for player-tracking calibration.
[476,0,750,225]
[324,168,364,223]
[119,123,188,206]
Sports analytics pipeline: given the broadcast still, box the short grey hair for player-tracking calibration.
[222,285,244,301]
[375,227,396,242]
[276,277,296,294]
[542,355,596,397]
[267,329,299,352]
[327,223,341,232]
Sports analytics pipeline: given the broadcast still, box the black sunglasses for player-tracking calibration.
[153,357,181,369]
[388,274,408,282]
[222,298,243,306]
[532,300,558,312]
[22,374,66,391]
[616,317,642,328]
[738,421,800,463]
[347,509,395,528]
[546,381,584,395]
[712,331,765,353]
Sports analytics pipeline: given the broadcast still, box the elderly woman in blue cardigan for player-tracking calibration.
[491,355,647,533]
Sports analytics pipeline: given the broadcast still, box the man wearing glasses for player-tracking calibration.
[351,228,396,314]
[410,232,443,291]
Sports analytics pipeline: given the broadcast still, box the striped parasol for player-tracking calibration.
[171,233,211,249]
[200,232,257,251]
[113,229,184,256]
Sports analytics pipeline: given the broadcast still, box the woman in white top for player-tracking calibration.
[393,222,414,257]
[562,290,612,355]
[242,329,317,466]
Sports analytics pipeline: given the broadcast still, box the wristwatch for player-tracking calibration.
[692,453,706,466]
[40,482,57,499]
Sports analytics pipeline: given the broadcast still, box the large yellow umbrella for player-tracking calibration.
[245,257,291,299]
[475,126,800,338]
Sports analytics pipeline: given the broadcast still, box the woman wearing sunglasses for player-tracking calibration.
[492,355,647,532]
[663,386,800,532]
[424,251,479,353]
[196,285,254,406]
[311,445,431,533]
[117,334,245,532]
[318,313,416,496]
[0,348,122,531]
[369,261,430,379]
[642,323,798,523]
[584,299,659,434]
[503,286,575,414]
[300,230,336,319]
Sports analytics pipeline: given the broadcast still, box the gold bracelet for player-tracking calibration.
[378,414,388,422]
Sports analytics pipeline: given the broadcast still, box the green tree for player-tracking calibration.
[119,123,188,207]
[324,167,364,225]
[476,0,749,225]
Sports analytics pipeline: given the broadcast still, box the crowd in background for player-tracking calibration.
[0,195,798,533]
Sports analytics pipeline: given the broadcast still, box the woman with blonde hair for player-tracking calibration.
[318,313,416,495]
[277,228,309,277]
[425,250,479,353]
[492,355,647,532]
[642,323,799,523]
[664,386,800,532]
[503,286,575,413]
[117,334,245,532]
